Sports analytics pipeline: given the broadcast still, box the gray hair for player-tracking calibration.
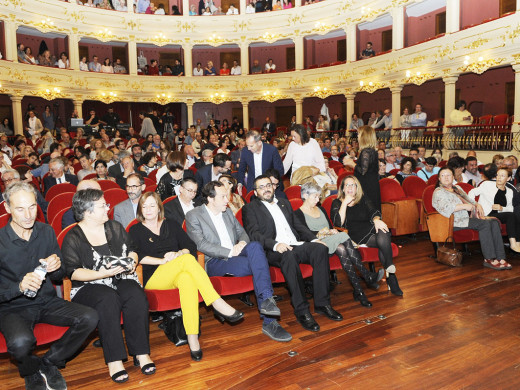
[49,157,64,169]
[385,149,395,158]
[2,169,20,180]
[202,149,213,157]
[4,181,37,207]
[72,188,104,222]
[246,130,261,142]
[118,150,131,161]
[300,182,321,200]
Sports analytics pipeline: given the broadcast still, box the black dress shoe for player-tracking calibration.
[296,312,320,332]
[366,269,384,290]
[314,305,343,321]
[190,349,203,362]
[353,290,372,307]
[213,309,244,324]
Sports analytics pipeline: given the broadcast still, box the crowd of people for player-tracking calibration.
[0,102,518,389]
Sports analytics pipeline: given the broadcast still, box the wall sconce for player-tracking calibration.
[154,93,177,105]
[261,90,288,102]
[262,32,280,44]
[34,18,55,32]
[311,86,338,99]
[36,87,64,101]
[208,34,226,46]
[151,33,170,47]
[404,70,435,86]
[358,80,383,93]
[208,93,227,105]
[314,22,329,34]
[458,55,504,75]
[100,91,118,104]
[96,28,115,42]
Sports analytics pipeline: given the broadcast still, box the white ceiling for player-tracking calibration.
[405,0,446,17]
[358,13,393,30]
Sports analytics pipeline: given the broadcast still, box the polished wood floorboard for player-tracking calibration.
[2,235,520,389]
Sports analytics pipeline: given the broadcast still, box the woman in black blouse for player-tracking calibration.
[61,189,155,384]
[128,192,243,362]
[330,175,403,296]
[156,151,195,201]
[343,125,381,211]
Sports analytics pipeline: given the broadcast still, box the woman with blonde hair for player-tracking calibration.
[343,125,381,210]
[128,192,243,361]
[218,174,245,214]
[331,175,402,296]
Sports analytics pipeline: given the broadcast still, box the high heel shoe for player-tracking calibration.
[133,356,156,375]
[365,268,385,290]
[386,267,403,296]
[190,349,203,362]
[213,308,244,323]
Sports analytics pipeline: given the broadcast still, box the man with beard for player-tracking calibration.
[114,173,146,228]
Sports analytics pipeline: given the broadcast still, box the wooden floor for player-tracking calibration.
[3,235,520,389]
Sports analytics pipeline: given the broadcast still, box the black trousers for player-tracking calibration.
[489,211,520,240]
[267,242,330,316]
[365,231,394,269]
[0,298,98,377]
[72,279,150,364]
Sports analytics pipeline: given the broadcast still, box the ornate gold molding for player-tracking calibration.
[458,58,505,75]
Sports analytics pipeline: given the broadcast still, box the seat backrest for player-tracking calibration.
[45,183,77,202]
[289,198,303,211]
[0,201,6,216]
[125,218,139,232]
[51,207,71,237]
[82,173,98,180]
[103,188,129,208]
[284,185,301,200]
[426,174,438,186]
[47,192,75,226]
[143,177,155,187]
[57,223,77,248]
[336,170,353,189]
[422,185,437,214]
[479,114,493,125]
[147,169,158,183]
[234,208,243,226]
[492,114,509,126]
[321,194,338,219]
[163,195,177,205]
[0,213,10,229]
[402,176,427,199]
[245,190,255,203]
[456,182,474,194]
[379,178,406,202]
[145,184,157,192]
[322,152,331,158]
[98,180,121,191]
[328,160,342,169]
[389,168,400,176]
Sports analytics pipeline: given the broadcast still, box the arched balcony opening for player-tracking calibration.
[357,13,393,60]
[405,0,447,47]
[192,44,240,76]
[79,38,129,74]
[16,26,69,69]
[249,39,295,73]
[136,43,183,76]
[304,29,346,69]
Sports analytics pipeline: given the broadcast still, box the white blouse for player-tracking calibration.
[283,138,326,175]
[468,180,514,216]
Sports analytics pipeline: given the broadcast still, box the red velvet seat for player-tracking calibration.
[245,190,255,203]
[104,188,128,208]
[51,207,71,237]
[163,195,177,205]
[426,174,438,186]
[82,173,98,180]
[147,169,158,183]
[402,176,428,231]
[143,177,155,187]
[47,192,75,227]
[284,185,301,200]
[0,213,10,228]
[321,194,337,218]
[336,170,353,189]
[45,183,77,202]
[289,198,303,211]
[0,324,69,354]
[0,201,6,216]
[379,178,419,236]
[456,182,474,194]
[98,180,121,191]
[145,184,157,192]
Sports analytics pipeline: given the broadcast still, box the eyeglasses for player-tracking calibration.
[182,187,197,194]
[344,183,357,188]
[256,183,273,191]
[2,178,15,184]
[96,203,110,209]
[126,185,141,190]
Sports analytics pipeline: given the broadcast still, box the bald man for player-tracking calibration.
[61,180,102,230]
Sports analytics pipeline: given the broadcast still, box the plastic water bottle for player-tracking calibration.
[24,261,47,298]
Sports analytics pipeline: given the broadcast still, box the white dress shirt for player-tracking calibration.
[179,198,195,215]
[205,206,234,257]
[253,145,263,178]
[261,198,303,250]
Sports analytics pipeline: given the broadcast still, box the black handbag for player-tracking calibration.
[436,237,463,267]
[162,311,201,347]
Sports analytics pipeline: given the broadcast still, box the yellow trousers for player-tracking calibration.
[145,254,220,334]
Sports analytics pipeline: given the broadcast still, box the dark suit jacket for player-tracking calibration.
[164,196,203,227]
[261,122,276,134]
[43,174,79,196]
[242,198,316,252]
[194,159,207,170]
[237,143,284,192]
[195,164,230,196]
[108,163,124,178]
[330,118,345,131]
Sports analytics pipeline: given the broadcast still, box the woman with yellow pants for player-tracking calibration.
[128,192,243,362]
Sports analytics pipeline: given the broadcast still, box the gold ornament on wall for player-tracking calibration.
[0,83,7,94]
[150,33,170,47]
[36,87,65,101]
[310,86,339,99]
[357,81,384,94]
[206,93,228,105]
[153,93,179,105]
[260,91,286,103]
[404,70,436,86]
[95,28,115,42]
[98,91,118,104]
[458,56,504,75]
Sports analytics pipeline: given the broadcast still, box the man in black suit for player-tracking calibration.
[329,114,345,132]
[261,116,276,135]
[43,158,79,196]
[242,175,343,332]
[107,150,129,178]
[164,178,202,226]
[194,149,213,170]
[195,153,231,196]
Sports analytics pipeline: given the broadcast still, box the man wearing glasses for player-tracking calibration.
[113,173,145,229]
[243,176,343,333]
[164,178,202,226]
[385,149,399,173]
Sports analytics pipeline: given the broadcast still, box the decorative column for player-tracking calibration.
[346,25,357,62]
[294,35,304,70]
[446,0,460,33]
[4,21,18,62]
[240,42,249,75]
[442,75,459,129]
[391,6,404,50]
[518,0,520,10]
[184,44,193,76]
[242,99,250,129]
[68,34,80,70]
[294,0,302,6]
[182,0,190,15]
[239,0,246,14]
[128,40,137,75]
[345,93,356,132]
[73,99,83,119]
[512,64,520,134]
[295,96,303,123]
[186,99,194,126]
[10,95,23,136]
[128,0,133,13]
[390,86,403,131]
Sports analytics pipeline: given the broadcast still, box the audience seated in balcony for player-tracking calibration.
[101,58,114,73]
[100,0,112,9]
[265,58,276,73]
[204,61,217,75]
[57,52,70,69]
[189,3,197,15]
[360,41,375,60]
[272,0,282,10]
[113,58,126,73]
[202,6,212,15]
[450,100,473,137]
[251,59,262,74]
[220,62,230,75]
[148,59,160,75]
[246,2,255,13]
[88,55,101,72]
[410,103,427,138]
[155,3,166,14]
[193,62,204,76]
[137,0,149,13]
[24,47,37,65]
[39,50,54,67]
[17,43,27,63]
[231,60,241,75]
[172,59,184,76]
[227,4,239,14]
[112,0,127,11]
